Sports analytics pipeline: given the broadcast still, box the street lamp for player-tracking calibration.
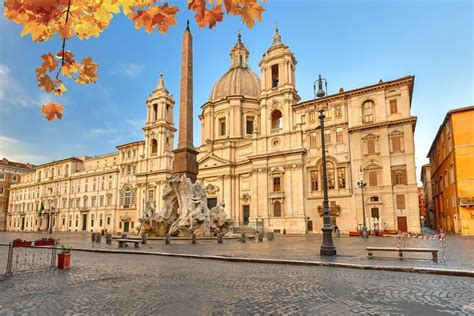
[313,74,327,99]
[314,74,336,256]
[357,167,369,238]
[318,108,337,256]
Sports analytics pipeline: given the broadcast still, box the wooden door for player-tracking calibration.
[307,220,313,232]
[242,205,250,225]
[397,216,408,232]
[82,214,87,231]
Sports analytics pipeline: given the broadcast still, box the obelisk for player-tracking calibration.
[172,20,198,182]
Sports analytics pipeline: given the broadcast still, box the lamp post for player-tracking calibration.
[314,74,336,256]
[318,109,337,255]
[357,171,369,238]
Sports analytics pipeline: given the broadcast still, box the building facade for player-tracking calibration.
[420,163,435,228]
[7,28,421,234]
[427,106,474,236]
[0,158,34,231]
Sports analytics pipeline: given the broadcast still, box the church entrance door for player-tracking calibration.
[243,205,250,225]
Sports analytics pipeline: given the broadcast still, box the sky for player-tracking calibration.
[0,0,473,183]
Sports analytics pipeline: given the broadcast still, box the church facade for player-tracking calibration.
[7,28,420,234]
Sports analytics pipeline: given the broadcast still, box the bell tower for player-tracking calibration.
[259,27,298,97]
[143,74,176,170]
[258,28,300,137]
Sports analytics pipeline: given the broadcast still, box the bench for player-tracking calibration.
[367,247,439,262]
[117,239,140,248]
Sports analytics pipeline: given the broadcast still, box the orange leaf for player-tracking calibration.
[54,83,67,96]
[40,53,58,72]
[76,57,98,84]
[41,102,64,121]
[37,74,56,93]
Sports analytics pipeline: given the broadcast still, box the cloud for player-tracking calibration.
[0,64,46,108]
[0,135,47,164]
[111,62,143,78]
[86,127,118,138]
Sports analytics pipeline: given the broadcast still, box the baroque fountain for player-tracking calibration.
[138,174,233,237]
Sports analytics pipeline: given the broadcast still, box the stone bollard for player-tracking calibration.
[142,234,147,244]
[191,233,197,244]
[240,232,246,243]
[267,231,274,241]
[165,234,171,245]
[217,233,223,244]
[106,233,112,245]
[258,232,264,242]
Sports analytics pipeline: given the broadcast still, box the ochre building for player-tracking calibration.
[427,106,474,236]
[7,28,421,234]
[0,158,34,231]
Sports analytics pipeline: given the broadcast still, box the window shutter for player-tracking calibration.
[392,136,401,152]
[367,139,375,154]
[369,171,377,186]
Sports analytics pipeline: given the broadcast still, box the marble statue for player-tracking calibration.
[139,174,233,237]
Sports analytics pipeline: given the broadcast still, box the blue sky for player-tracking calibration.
[0,0,472,182]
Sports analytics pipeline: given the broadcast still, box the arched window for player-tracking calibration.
[151,139,158,154]
[274,201,281,217]
[362,100,375,124]
[122,186,134,208]
[271,110,282,131]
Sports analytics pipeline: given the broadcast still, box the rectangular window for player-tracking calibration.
[273,177,281,192]
[92,197,96,207]
[310,170,318,191]
[310,132,317,147]
[107,195,112,206]
[449,165,455,184]
[100,196,104,207]
[390,99,398,114]
[368,171,378,187]
[391,135,402,152]
[367,139,375,155]
[335,105,342,118]
[336,127,343,143]
[396,194,405,209]
[107,217,111,225]
[309,111,316,123]
[338,167,346,189]
[0,187,4,195]
[301,115,306,124]
[246,117,254,134]
[219,118,226,136]
[324,130,331,145]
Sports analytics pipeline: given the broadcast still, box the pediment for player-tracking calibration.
[198,154,230,167]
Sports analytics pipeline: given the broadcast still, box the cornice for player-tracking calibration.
[347,117,417,133]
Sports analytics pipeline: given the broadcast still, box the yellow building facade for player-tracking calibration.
[427,106,474,235]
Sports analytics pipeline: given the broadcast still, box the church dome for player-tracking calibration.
[209,33,261,102]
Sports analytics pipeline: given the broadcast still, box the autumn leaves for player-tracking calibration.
[35,52,98,121]
[3,0,265,121]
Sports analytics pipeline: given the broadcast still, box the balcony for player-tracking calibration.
[270,191,285,199]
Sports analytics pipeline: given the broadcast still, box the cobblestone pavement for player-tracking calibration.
[1,231,474,272]
[0,249,473,315]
